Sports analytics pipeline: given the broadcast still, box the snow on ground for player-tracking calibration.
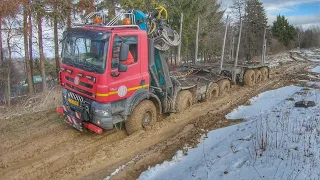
[298,49,320,62]
[139,86,320,180]
[299,79,320,89]
[226,86,302,120]
[266,52,293,68]
[311,66,320,73]
[306,81,320,88]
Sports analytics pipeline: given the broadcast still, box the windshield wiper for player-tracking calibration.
[83,60,98,73]
[63,57,76,66]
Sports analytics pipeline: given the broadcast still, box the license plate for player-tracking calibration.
[68,98,79,106]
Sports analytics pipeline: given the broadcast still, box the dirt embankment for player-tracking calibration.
[0,59,310,180]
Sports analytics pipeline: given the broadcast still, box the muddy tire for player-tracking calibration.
[218,79,231,96]
[260,67,269,81]
[176,90,193,113]
[243,69,255,86]
[125,100,157,135]
[204,83,219,101]
[255,70,262,84]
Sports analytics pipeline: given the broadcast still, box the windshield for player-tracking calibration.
[62,30,110,74]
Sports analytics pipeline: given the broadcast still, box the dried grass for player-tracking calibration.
[0,87,62,119]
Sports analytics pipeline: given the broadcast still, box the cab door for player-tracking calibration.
[105,33,144,102]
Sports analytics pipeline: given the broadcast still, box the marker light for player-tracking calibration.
[123,18,131,25]
[94,16,102,24]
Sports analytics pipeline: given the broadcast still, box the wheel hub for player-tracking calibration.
[142,111,152,127]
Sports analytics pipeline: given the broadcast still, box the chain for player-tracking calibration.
[175,68,201,79]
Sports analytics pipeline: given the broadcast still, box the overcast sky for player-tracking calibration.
[220,0,320,29]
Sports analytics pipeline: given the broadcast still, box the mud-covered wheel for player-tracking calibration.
[125,100,157,135]
[255,70,262,84]
[204,83,219,101]
[244,69,255,86]
[176,90,193,113]
[218,79,231,96]
[260,67,269,81]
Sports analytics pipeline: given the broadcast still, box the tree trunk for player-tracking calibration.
[28,6,34,92]
[0,16,3,63]
[67,12,72,28]
[53,2,60,78]
[6,29,12,106]
[37,10,46,91]
[66,0,72,28]
[170,50,173,65]
[7,61,11,106]
[24,0,34,96]
[109,0,116,18]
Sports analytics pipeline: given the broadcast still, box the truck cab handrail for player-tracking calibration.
[72,24,140,29]
[73,11,137,29]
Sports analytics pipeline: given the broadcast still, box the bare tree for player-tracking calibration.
[5,19,14,106]
[230,0,245,23]
[23,0,34,96]
[28,0,35,91]
[34,0,47,91]
[1,0,20,105]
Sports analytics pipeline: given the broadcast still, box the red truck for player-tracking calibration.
[57,8,269,135]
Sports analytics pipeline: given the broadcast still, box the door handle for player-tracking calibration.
[111,71,120,77]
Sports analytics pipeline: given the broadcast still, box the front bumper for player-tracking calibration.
[61,88,115,132]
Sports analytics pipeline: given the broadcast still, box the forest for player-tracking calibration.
[0,0,319,106]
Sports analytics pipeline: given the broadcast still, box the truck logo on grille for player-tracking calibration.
[74,76,80,85]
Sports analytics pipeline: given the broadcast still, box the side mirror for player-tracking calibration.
[118,63,128,72]
[119,43,129,61]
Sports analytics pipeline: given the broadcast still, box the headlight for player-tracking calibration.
[62,88,68,100]
[94,109,110,116]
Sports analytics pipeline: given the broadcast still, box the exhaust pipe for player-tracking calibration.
[56,107,64,115]
[83,122,103,134]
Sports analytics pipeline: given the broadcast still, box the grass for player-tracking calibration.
[1,88,62,119]
[286,97,295,101]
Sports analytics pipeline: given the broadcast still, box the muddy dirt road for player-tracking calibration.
[0,60,311,180]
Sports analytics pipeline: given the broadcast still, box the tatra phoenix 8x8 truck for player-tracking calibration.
[57,7,268,135]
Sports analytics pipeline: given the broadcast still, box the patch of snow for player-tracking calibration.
[104,155,142,180]
[226,85,302,120]
[139,86,320,180]
[138,150,185,180]
[307,74,320,79]
[311,66,320,73]
[266,53,293,68]
[301,81,320,88]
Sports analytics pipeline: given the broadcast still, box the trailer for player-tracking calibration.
[183,19,270,87]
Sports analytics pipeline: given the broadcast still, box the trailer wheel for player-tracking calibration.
[125,100,157,135]
[218,79,231,96]
[260,67,269,81]
[204,83,219,101]
[176,90,193,113]
[255,70,262,84]
[244,69,255,86]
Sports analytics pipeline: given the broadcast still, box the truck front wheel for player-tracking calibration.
[126,100,157,135]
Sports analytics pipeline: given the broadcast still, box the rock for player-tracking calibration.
[295,101,316,108]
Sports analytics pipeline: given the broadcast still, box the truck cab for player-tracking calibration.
[59,25,160,134]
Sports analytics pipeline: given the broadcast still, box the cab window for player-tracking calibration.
[111,36,138,69]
